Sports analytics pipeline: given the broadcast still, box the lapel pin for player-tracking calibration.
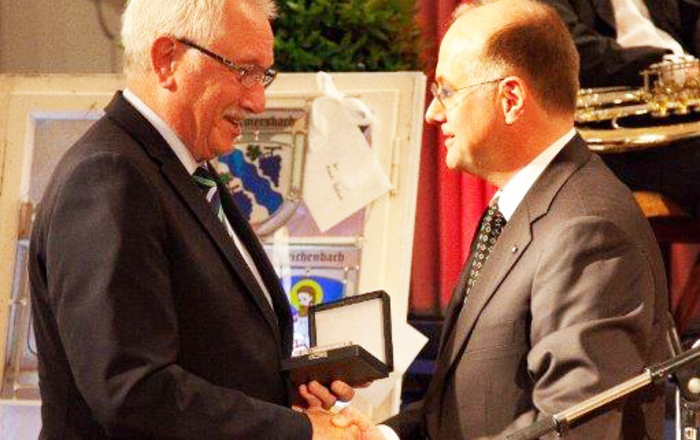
[511,245,518,253]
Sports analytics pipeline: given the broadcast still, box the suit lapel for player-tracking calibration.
[213,165,293,352]
[437,262,473,356]
[442,135,593,375]
[104,92,285,348]
[445,213,531,368]
[434,212,487,357]
[164,161,284,347]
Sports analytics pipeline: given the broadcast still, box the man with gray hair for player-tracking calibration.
[334,0,669,439]
[29,1,357,439]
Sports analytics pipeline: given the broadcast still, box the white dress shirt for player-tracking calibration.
[377,128,577,440]
[496,128,576,220]
[122,89,274,308]
[610,0,685,55]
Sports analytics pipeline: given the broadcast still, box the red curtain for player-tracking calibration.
[409,0,496,317]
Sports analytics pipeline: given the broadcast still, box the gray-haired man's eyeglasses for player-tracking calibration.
[430,77,505,110]
[178,38,277,89]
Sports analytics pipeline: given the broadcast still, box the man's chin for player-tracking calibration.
[445,157,475,175]
[209,134,241,159]
[445,154,462,171]
[212,144,238,159]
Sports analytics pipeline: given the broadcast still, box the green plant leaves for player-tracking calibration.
[273,0,423,72]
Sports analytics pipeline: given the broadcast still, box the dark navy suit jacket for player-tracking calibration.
[29,92,311,440]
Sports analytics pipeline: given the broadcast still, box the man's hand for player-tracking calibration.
[305,407,360,440]
[297,380,358,410]
[332,406,385,440]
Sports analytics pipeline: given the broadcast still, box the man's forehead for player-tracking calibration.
[436,29,484,83]
[217,1,274,65]
[220,1,272,36]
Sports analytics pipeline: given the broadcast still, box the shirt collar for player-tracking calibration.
[494,128,576,221]
[122,88,201,174]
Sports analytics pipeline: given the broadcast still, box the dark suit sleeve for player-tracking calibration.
[538,0,670,87]
[525,216,664,439]
[44,151,311,440]
[679,0,700,56]
[382,400,424,440]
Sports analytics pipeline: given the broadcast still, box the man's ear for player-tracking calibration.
[500,77,526,125]
[151,36,180,90]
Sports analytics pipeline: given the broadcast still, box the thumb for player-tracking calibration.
[332,413,350,428]
[334,406,372,431]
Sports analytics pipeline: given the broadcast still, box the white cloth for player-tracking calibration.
[303,72,392,232]
[377,424,400,440]
[123,89,274,308]
[610,0,685,55]
[496,128,576,220]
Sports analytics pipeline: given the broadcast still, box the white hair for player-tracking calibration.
[121,0,277,76]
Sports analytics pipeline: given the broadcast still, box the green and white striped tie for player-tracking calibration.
[192,166,227,224]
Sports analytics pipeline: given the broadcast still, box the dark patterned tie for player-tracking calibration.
[192,165,227,224]
[462,199,507,302]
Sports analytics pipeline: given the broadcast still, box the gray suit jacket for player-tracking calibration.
[386,135,669,439]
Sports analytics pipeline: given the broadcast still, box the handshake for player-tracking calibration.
[295,380,387,440]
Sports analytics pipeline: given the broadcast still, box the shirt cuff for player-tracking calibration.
[377,424,401,440]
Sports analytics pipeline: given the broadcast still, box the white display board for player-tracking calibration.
[0,72,426,434]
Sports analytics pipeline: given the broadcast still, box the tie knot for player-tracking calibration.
[193,166,217,191]
[482,200,505,233]
[192,165,226,224]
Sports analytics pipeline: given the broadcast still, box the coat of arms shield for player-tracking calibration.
[215,108,308,236]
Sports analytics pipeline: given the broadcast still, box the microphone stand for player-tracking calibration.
[674,339,700,440]
[504,345,700,440]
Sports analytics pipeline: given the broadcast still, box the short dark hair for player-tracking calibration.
[461,0,580,114]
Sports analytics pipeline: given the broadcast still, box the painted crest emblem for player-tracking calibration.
[215,109,308,236]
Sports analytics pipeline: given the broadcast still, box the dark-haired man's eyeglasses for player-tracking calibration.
[178,38,277,89]
[430,77,505,110]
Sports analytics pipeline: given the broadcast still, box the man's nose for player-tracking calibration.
[425,97,445,124]
[241,85,267,114]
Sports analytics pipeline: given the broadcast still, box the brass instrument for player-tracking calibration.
[576,55,700,153]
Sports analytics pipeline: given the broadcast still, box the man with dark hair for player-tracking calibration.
[332,0,669,439]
